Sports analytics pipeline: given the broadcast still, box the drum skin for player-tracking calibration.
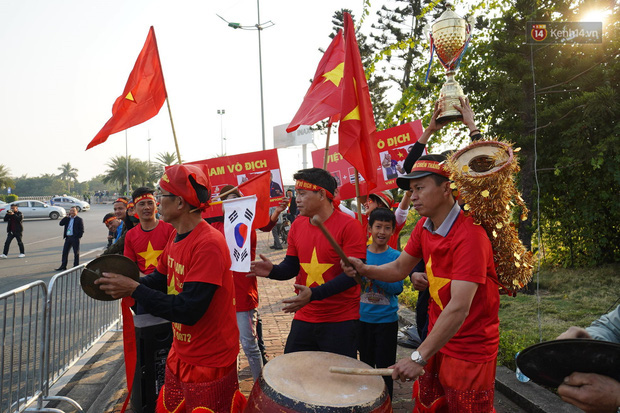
[244,351,392,413]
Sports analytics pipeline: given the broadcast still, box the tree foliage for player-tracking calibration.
[346,0,619,266]
[0,164,15,190]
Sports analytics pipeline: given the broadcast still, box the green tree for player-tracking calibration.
[155,152,178,166]
[459,0,619,264]
[57,163,79,193]
[0,164,15,191]
[14,174,66,196]
[102,156,150,195]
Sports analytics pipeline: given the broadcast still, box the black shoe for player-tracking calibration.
[269,246,283,250]
[54,267,66,271]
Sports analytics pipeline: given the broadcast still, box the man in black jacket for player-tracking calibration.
[1,204,25,258]
[55,206,84,270]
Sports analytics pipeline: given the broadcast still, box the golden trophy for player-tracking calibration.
[429,8,472,123]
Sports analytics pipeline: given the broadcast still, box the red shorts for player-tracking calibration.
[157,348,238,413]
[413,352,496,413]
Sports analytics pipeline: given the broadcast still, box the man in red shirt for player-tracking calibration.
[124,187,174,275]
[343,155,500,413]
[96,164,239,413]
[251,167,366,358]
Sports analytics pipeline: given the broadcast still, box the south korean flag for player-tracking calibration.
[223,195,257,272]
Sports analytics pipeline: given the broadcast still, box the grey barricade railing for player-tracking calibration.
[0,265,121,413]
[0,282,47,413]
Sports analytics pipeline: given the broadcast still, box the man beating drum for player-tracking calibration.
[250,167,367,358]
[343,156,501,413]
[95,164,240,413]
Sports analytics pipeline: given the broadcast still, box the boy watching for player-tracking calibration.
[359,208,404,398]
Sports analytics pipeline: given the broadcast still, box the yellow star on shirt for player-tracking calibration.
[426,255,451,310]
[301,248,334,287]
[322,62,344,87]
[137,241,163,270]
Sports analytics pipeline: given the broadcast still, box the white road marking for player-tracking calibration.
[25,236,62,246]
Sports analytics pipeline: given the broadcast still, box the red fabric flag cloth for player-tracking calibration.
[237,171,271,230]
[286,30,345,133]
[388,147,409,163]
[86,26,167,150]
[338,13,379,190]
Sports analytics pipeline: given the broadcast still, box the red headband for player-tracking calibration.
[410,160,450,179]
[114,198,129,205]
[104,216,117,225]
[295,180,334,200]
[133,194,155,204]
[127,202,135,209]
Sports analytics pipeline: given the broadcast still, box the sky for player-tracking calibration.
[0,0,374,186]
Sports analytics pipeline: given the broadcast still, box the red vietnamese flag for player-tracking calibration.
[287,30,345,133]
[86,27,167,150]
[338,13,379,190]
[237,171,271,230]
[388,147,409,163]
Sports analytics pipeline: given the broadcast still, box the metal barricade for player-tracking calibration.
[0,282,46,413]
[1,266,121,413]
[40,266,120,411]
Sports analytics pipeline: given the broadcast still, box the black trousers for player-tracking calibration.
[358,320,399,398]
[3,231,24,255]
[284,319,359,358]
[61,236,80,268]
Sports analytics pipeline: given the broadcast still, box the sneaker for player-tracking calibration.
[0,254,6,259]
[269,245,283,250]
[18,254,25,258]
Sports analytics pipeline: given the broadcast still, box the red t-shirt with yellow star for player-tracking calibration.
[124,220,175,274]
[156,220,239,367]
[404,213,500,363]
[287,209,366,323]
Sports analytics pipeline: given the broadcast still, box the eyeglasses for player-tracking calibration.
[155,194,177,202]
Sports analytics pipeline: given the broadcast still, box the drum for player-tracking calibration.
[245,351,391,412]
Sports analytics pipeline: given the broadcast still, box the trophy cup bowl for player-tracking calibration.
[431,9,470,123]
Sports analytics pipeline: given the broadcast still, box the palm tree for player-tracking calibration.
[57,163,78,193]
[103,156,150,195]
[0,164,15,190]
[155,152,178,166]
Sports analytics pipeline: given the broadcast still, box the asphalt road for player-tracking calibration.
[0,203,115,294]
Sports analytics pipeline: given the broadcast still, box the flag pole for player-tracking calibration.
[150,27,182,164]
[322,122,333,170]
[166,97,183,164]
[354,168,363,224]
[125,130,130,196]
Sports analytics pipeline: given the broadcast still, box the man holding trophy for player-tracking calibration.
[343,7,500,413]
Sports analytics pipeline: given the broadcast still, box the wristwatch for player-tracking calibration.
[411,350,427,366]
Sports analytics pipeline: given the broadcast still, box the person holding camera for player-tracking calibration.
[1,204,25,259]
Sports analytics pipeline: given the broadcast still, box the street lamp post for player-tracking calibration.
[217,3,274,151]
[147,131,151,168]
[217,109,226,156]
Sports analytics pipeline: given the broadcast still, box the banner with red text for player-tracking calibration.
[188,149,284,218]
[311,121,423,200]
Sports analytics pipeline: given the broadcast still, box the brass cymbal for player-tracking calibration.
[80,255,139,301]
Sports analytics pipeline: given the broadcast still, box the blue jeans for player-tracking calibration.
[236,309,263,381]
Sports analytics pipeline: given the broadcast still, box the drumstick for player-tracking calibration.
[329,366,394,376]
[311,215,363,285]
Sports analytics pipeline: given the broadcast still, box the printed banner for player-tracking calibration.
[188,148,284,219]
[312,121,423,200]
[223,195,256,272]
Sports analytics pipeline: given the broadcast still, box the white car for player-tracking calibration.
[0,200,67,220]
[49,196,90,212]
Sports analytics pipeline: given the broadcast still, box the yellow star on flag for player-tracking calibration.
[426,256,451,310]
[301,248,334,287]
[167,275,180,295]
[138,241,163,270]
[322,62,344,87]
[125,91,135,102]
[341,79,360,122]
